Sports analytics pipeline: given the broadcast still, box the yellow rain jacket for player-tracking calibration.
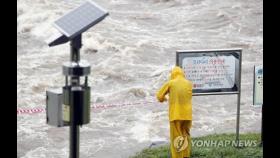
[156,66,193,121]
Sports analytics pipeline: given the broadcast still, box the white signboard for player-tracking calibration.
[253,65,263,106]
[182,56,236,90]
[176,49,241,94]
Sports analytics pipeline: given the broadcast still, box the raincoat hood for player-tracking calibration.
[171,66,185,79]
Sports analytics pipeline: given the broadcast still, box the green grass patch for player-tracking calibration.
[130,133,262,158]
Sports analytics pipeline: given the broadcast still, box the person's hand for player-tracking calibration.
[158,97,167,103]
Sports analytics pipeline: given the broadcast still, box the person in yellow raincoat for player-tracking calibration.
[156,66,192,158]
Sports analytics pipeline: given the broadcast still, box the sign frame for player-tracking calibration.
[176,48,242,95]
[175,48,242,145]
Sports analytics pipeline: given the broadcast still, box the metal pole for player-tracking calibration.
[236,92,241,147]
[69,35,82,158]
[70,36,81,62]
[70,115,79,158]
[236,51,242,147]
[260,104,263,147]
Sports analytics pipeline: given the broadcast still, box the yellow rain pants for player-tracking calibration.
[170,120,192,158]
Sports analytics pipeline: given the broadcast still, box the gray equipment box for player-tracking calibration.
[46,89,70,127]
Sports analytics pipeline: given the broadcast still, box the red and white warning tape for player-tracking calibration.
[17,108,45,115]
[17,100,157,115]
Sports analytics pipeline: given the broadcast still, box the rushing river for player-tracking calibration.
[17,0,263,157]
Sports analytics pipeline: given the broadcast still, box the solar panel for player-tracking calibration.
[53,1,109,39]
